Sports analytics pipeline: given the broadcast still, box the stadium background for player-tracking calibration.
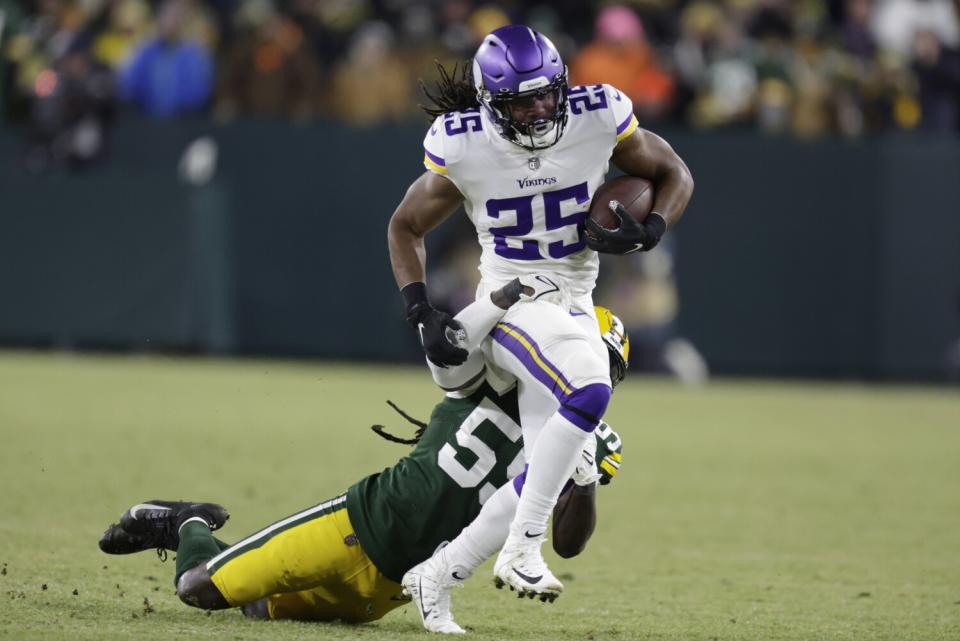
[1,0,959,380]
[1,3,960,641]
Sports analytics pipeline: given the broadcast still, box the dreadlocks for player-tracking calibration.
[370,400,429,445]
[419,61,479,120]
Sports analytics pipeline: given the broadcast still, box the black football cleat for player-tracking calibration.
[99,523,157,555]
[118,500,229,550]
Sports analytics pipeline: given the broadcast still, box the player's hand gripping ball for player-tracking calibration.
[584,176,665,254]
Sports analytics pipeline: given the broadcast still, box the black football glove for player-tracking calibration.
[402,282,468,368]
[585,201,667,255]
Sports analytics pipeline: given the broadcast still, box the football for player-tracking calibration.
[587,175,655,232]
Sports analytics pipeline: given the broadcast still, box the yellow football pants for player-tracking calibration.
[207,494,407,622]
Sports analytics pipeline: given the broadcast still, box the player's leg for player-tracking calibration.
[202,493,404,623]
[175,518,233,608]
[200,495,351,607]
[402,475,521,633]
[100,522,233,609]
[98,500,234,609]
[485,301,611,598]
[257,554,406,624]
[210,498,404,623]
[438,475,522,577]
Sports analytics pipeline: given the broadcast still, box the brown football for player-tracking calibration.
[587,175,655,232]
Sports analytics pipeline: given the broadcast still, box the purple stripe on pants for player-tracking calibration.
[559,382,611,432]
[491,322,576,401]
[512,467,527,496]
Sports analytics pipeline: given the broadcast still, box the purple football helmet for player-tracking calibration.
[472,25,569,150]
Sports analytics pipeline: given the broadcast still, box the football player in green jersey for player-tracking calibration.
[98,275,627,627]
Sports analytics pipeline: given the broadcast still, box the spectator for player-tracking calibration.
[26,40,115,171]
[911,28,960,131]
[684,9,759,130]
[0,0,28,119]
[842,0,877,60]
[872,0,960,58]
[570,4,675,120]
[119,0,213,118]
[6,0,959,137]
[91,0,152,70]
[329,22,414,127]
[438,0,476,57]
[215,0,320,121]
[4,0,87,122]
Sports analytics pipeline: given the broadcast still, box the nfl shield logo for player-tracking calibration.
[528,157,540,171]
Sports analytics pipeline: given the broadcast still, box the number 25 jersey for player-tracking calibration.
[423,84,638,298]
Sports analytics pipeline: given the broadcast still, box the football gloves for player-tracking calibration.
[594,422,622,485]
[572,422,623,487]
[571,437,603,487]
[402,282,468,368]
[585,202,666,255]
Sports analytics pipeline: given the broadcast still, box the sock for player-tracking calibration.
[442,482,521,577]
[508,413,592,543]
[174,517,222,586]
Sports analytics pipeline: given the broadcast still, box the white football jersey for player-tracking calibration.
[423,84,638,298]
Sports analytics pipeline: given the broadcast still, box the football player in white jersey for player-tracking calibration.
[387,24,693,606]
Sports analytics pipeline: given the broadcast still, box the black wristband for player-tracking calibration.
[401,281,429,318]
[646,212,667,240]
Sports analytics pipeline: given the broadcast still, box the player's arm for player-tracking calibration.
[387,170,464,288]
[611,128,694,230]
[387,171,467,366]
[588,129,694,255]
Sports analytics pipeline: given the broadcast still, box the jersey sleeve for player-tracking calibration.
[423,114,472,193]
[594,421,623,485]
[429,349,487,396]
[603,84,639,143]
[423,117,449,176]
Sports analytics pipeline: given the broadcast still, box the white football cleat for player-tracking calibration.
[401,553,467,634]
[493,536,563,602]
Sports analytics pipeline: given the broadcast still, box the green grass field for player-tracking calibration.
[0,351,958,641]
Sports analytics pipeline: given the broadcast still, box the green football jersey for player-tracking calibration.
[346,382,623,583]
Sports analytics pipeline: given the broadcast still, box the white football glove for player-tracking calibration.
[571,436,602,487]
[516,274,569,308]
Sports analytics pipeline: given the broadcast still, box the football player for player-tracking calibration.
[387,24,692,601]
[98,277,628,627]
[404,307,629,634]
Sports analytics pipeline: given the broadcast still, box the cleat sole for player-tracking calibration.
[493,575,561,602]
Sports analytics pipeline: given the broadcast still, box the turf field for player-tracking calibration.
[0,351,958,641]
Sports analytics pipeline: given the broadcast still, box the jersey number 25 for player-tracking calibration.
[486,181,590,261]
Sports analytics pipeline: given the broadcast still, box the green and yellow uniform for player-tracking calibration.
[207,382,622,622]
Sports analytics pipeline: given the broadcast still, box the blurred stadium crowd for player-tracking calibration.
[2,0,959,143]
